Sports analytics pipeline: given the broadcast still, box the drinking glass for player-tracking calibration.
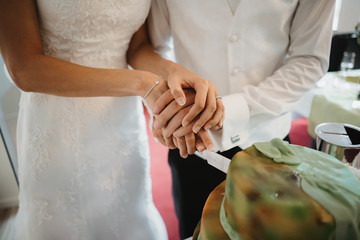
[340,51,356,77]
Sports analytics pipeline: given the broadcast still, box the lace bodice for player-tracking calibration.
[37,0,150,68]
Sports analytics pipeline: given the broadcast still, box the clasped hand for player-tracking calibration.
[145,67,224,158]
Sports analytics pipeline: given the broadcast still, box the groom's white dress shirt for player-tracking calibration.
[149,0,335,152]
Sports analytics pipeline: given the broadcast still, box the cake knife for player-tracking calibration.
[196,150,231,173]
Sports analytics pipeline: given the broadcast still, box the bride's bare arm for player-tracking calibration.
[0,0,165,103]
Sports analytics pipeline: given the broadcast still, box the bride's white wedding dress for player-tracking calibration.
[13,0,167,239]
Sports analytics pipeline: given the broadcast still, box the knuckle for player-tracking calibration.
[171,88,183,97]
[179,108,188,116]
[207,119,216,126]
[188,148,196,155]
[202,78,208,86]
[208,105,216,113]
[196,102,205,111]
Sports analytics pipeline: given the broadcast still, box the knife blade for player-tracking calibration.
[196,150,231,173]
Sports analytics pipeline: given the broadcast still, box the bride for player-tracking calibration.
[0,0,223,239]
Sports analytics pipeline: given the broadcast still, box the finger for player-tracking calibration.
[203,97,225,130]
[172,136,178,148]
[152,128,166,146]
[182,80,208,127]
[195,136,206,152]
[185,133,196,155]
[173,123,194,138]
[152,89,174,115]
[163,106,192,137]
[218,113,225,129]
[192,85,217,133]
[152,119,166,145]
[154,89,195,129]
[176,137,188,158]
[167,76,186,106]
[163,129,176,149]
[197,129,215,152]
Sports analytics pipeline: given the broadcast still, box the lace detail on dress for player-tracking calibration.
[56,103,84,156]
[30,127,52,181]
[56,157,88,240]
[65,217,88,240]
[30,93,49,106]
[31,199,53,225]
[38,0,151,68]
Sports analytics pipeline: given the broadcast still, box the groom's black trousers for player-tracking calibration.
[168,135,290,239]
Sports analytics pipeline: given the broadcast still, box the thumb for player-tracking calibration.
[167,78,186,106]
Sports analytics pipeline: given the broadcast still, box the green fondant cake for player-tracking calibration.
[194,139,360,240]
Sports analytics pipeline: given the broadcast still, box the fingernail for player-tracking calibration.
[208,144,215,151]
[193,126,200,133]
[183,121,189,127]
[204,125,210,131]
[176,97,185,106]
[173,131,179,137]
[198,144,205,152]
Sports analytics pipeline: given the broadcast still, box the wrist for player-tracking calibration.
[143,76,162,99]
[160,59,180,79]
[136,71,158,97]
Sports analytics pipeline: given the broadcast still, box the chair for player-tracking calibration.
[328,33,360,72]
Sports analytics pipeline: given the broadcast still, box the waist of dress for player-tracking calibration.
[45,52,128,69]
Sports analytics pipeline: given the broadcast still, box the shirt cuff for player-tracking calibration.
[209,93,250,152]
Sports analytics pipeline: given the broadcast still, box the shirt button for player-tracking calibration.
[231,68,241,76]
[229,35,239,42]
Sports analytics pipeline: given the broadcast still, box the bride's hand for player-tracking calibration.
[153,64,223,131]
[154,86,224,138]
[143,75,169,113]
[151,117,176,149]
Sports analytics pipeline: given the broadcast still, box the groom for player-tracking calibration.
[130,0,336,238]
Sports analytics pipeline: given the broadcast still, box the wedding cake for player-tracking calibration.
[193,139,360,240]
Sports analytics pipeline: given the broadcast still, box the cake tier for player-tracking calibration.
[194,139,360,240]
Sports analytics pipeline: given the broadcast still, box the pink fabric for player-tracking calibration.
[145,107,180,240]
[289,118,311,147]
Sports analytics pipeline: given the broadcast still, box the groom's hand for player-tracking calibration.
[172,129,215,158]
[154,88,224,138]
[153,89,196,130]
[152,65,224,132]
[152,117,176,149]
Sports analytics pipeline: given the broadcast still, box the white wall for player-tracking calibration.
[0,55,19,208]
[334,0,360,33]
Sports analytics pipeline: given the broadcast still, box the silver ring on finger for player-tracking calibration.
[215,96,222,100]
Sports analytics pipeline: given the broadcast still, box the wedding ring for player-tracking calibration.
[215,96,222,100]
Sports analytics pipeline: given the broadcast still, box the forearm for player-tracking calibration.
[127,38,177,80]
[0,0,158,99]
[7,53,154,98]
